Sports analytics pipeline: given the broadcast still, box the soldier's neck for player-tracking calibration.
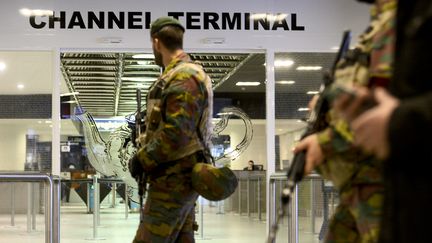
[163,49,185,67]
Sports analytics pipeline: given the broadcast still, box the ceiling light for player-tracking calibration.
[129,84,151,89]
[61,100,77,104]
[19,8,53,17]
[45,120,52,124]
[298,108,310,111]
[250,13,288,21]
[236,81,260,86]
[331,46,339,51]
[60,91,79,97]
[274,59,294,67]
[132,54,155,59]
[0,62,6,71]
[217,112,234,116]
[296,66,322,71]
[276,80,295,85]
[122,77,157,82]
[307,91,319,95]
[17,84,24,89]
[137,61,153,65]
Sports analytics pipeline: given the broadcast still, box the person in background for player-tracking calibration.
[243,160,256,171]
[334,0,432,242]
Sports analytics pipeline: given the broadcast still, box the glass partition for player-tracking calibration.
[0,51,53,242]
[57,51,269,242]
[0,51,53,172]
[274,52,337,243]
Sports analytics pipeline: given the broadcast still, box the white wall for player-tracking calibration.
[218,119,305,171]
[0,119,79,171]
[0,0,369,51]
[278,128,304,170]
[221,120,267,170]
[0,122,27,170]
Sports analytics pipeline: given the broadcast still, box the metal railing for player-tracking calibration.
[225,171,333,243]
[0,172,60,243]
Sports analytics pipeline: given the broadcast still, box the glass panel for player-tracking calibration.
[0,51,53,172]
[0,51,52,242]
[274,52,337,243]
[58,51,267,242]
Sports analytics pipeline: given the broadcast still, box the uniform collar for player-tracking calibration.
[163,51,191,75]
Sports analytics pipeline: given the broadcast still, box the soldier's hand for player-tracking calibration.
[351,88,399,159]
[293,134,324,175]
[136,134,147,148]
[128,153,144,180]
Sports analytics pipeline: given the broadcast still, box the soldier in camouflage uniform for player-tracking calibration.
[294,0,396,242]
[129,16,213,243]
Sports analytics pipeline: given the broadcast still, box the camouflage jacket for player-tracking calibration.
[316,0,396,191]
[136,52,213,174]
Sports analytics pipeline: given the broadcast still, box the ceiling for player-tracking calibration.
[60,51,336,117]
[60,52,250,117]
[0,50,336,119]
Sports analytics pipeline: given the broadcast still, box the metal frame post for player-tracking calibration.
[247,177,250,217]
[86,175,105,240]
[86,182,91,213]
[27,183,32,233]
[311,178,316,234]
[258,177,262,221]
[32,183,37,230]
[11,183,15,226]
[288,185,298,243]
[111,183,117,208]
[238,179,242,215]
[125,184,129,219]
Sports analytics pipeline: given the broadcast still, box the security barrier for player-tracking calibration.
[225,171,338,243]
[0,172,61,243]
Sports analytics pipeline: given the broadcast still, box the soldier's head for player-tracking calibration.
[150,17,185,67]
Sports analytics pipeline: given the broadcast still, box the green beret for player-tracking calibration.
[150,17,185,35]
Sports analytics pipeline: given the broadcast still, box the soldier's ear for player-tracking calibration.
[153,38,161,51]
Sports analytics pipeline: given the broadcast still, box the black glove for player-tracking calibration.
[128,153,144,180]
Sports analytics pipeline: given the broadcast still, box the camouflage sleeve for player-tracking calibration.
[136,70,205,171]
[317,113,356,158]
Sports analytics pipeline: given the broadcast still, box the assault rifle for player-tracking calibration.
[135,89,146,223]
[266,30,351,243]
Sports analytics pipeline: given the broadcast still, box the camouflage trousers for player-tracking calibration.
[325,184,384,243]
[132,158,199,243]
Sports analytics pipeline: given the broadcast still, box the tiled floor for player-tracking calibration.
[0,203,322,243]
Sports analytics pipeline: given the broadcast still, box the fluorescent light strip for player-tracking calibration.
[60,92,80,97]
[122,77,157,82]
[19,8,53,16]
[307,91,319,95]
[296,66,322,71]
[276,80,295,85]
[274,59,294,67]
[298,108,310,111]
[235,81,260,86]
[132,54,155,59]
[250,13,288,21]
